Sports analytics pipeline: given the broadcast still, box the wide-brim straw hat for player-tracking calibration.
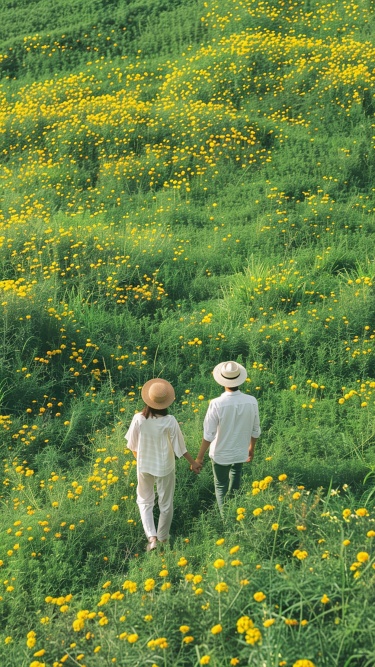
[213,361,248,387]
[141,378,175,409]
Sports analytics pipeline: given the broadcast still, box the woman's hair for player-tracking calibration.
[142,404,168,419]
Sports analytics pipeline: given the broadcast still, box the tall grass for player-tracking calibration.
[0,0,375,663]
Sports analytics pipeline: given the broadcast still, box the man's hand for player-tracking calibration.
[190,460,202,474]
[246,436,257,462]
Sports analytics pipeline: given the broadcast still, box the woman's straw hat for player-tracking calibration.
[141,378,175,409]
[213,361,247,387]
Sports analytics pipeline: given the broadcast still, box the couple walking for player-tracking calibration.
[125,361,261,551]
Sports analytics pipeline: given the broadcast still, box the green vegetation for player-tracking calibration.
[0,0,375,664]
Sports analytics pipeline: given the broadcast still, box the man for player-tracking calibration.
[196,361,261,515]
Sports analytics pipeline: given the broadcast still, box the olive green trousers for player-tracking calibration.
[212,461,243,516]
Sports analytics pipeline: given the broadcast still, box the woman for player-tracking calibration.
[125,378,201,551]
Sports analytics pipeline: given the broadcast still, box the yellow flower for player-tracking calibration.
[263,618,275,627]
[215,582,229,593]
[161,582,171,591]
[183,636,194,644]
[355,508,369,517]
[229,545,240,554]
[231,559,242,566]
[367,530,375,538]
[144,578,155,592]
[200,657,211,665]
[343,539,350,546]
[292,492,301,500]
[320,594,330,604]
[179,625,190,633]
[211,624,222,634]
[112,505,119,512]
[293,549,308,560]
[253,508,263,516]
[245,627,262,645]
[342,509,351,519]
[178,557,188,567]
[72,619,84,632]
[237,616,254,633]
[213,559,225,569]
[148,637,168,649]
[230,660,240,666]
[122,580,137,593]
[127,634,139,644]
[285,619,299,626]
[356,551,369,563]
[293,661,316,667]
[272,523,279,531]
[216,538,225,545]
[253,591,266,602]
[278,474,287,481]
[159,569,169,577]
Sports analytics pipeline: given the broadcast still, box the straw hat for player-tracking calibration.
[141,378,175,409]
[213,361,247,387]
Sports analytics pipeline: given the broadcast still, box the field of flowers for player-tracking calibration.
[0,0,375,664]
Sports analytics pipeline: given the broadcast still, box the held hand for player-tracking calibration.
[190,460,202,475]
[246,450,254,463]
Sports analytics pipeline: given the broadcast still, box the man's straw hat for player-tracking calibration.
[141,378,175,409]
[213,361,247,387]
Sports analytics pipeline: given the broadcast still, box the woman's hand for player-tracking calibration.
[190,460,202,474]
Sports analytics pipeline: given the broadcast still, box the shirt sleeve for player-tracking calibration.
[125,414,141,452]
[251,400,261,438]
[203,401,219,442]
[169,417,187,458]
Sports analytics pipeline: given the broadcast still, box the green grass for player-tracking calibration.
[1,0,375,664]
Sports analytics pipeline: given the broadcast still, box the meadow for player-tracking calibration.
[0,0,375,664]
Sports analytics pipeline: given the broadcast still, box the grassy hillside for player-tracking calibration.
[0,0,375,664]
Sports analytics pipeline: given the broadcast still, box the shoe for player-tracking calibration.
[146,538,157,552]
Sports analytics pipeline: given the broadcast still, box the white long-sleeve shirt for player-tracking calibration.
[125,413,187,476]
[203,390,261,465]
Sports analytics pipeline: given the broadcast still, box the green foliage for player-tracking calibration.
[1,0,375,662]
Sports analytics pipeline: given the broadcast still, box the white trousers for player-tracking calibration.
[136,469,175,542]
